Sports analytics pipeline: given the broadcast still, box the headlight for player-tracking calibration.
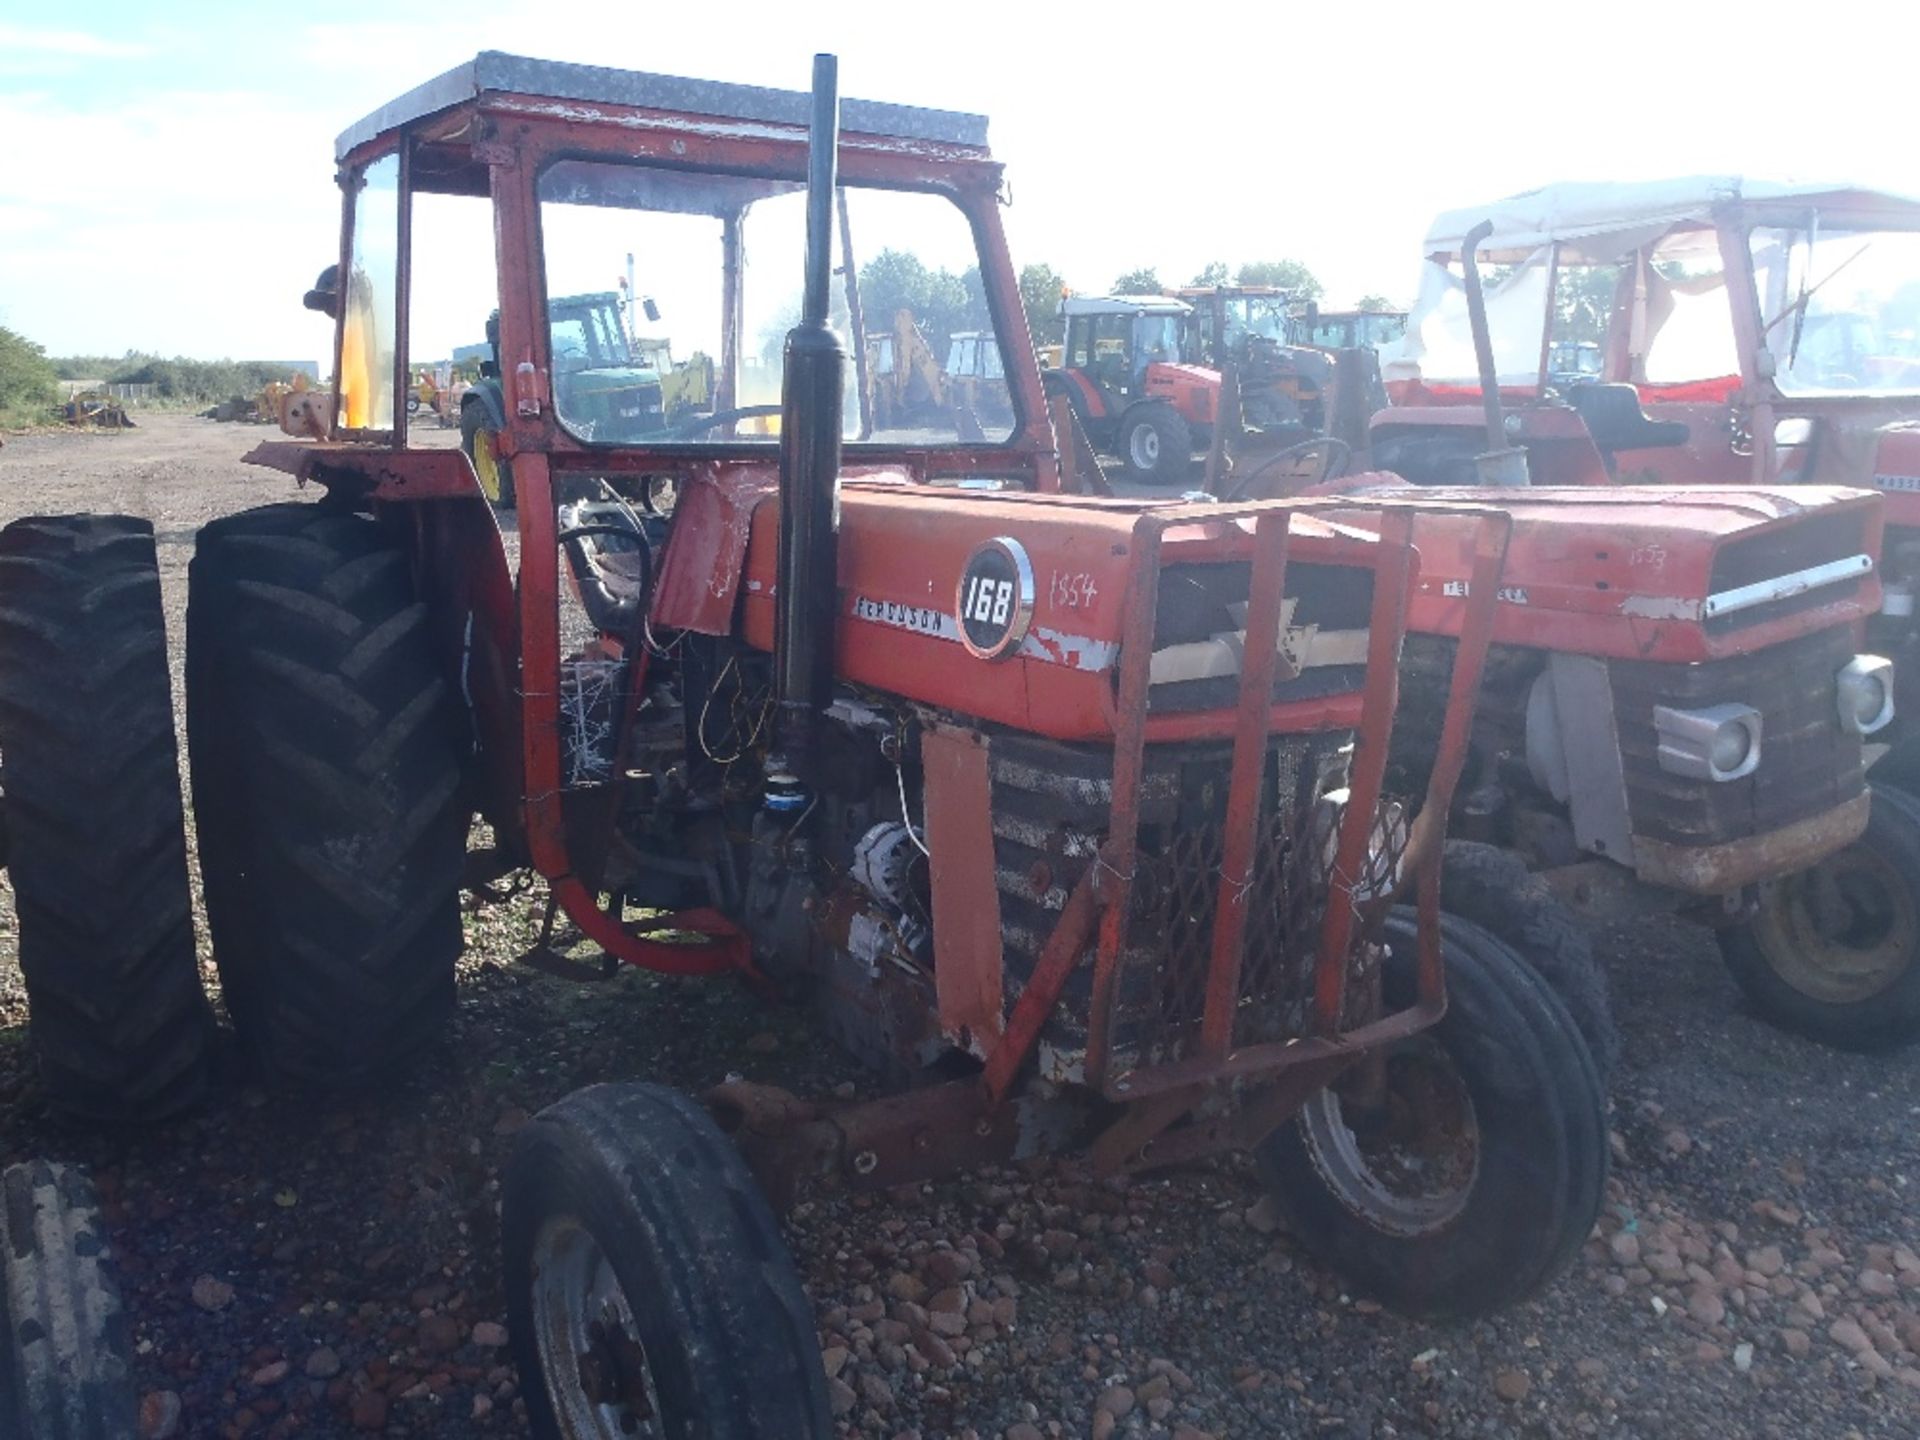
[1836,654,1895,736]
[1653,702,1762,783]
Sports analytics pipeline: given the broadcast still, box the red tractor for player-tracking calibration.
[1239,183,1920,1052]
[0,53,1616,1435]
[1043,294,1217,483]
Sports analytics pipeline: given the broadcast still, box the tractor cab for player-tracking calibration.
[1176,284,1333,438]
[1173,283,1293,362]
[1372,178,1920,491]
[1289,307,1409,352]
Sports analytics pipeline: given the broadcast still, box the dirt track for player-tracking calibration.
[1,413,1918,1439]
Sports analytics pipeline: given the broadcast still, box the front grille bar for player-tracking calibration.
[1078,499,1513,1101]
[1703,552,1873,619]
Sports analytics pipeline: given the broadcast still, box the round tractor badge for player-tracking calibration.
[955,536,1035,660]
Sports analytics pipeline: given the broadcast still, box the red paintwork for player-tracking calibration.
[1319,483,1882,661]
[1144,362,1218,426]
[722,477,1379,742]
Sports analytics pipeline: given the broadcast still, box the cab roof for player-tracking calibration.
[1423,176,1920,264]
[337,50,990,161]
[1059,295,1191,318]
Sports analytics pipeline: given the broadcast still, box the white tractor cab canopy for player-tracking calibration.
[1057,294,1191,388]
[1377,177,1920,486]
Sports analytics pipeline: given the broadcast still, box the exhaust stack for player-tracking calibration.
[1460,218,1530,488]
[769,53,848,793]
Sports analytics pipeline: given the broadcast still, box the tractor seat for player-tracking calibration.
[1565,383,1692,452]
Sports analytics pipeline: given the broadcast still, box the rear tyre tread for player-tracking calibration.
[0,515,210,1121]
[188,504,466,1087]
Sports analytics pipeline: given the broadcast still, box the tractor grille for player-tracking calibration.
[1612,624,1865,846]
[1704,508,1871,636]
[988,731,1361,1071]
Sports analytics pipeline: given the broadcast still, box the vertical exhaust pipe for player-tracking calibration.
[1460,218,1529,487]
[768,53,848,798]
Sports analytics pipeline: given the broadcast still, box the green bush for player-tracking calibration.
[0,327,59,425]
[44,352,302,408]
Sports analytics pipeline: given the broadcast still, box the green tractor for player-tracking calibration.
[461,291,712,505]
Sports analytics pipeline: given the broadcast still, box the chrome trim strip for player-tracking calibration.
[1703,553,1873,619]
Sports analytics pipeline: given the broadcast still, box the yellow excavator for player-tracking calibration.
[862,307,947,429]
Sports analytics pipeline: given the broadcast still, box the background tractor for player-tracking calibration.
[459,290,713,505]
[1213,194,1920,1051]
[1175,283,1334,438]
[1042,294,1213,484]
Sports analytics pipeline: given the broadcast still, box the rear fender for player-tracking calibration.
[464,379,509,433]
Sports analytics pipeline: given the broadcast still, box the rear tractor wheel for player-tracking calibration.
[0,515,211,1121]
[187,503,468,1087]
[503,1084,832,1439]
[1718,783,1920,1050]
[1119,404,1193,486]
[461,404,515,508]
[1257,910,1607,1317]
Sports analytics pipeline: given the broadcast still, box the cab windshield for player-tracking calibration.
[1750,221,1920,395]
[536,157,1019,446]
[1222,295,1289,346]
[1132,314,1183,366]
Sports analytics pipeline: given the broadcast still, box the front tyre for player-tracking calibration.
[1257,910,1607,1318]
[1119,404,1193,486]
[1438,840,1618,1080]
[503,1084,831,1440]
[1718,783,1920,1050]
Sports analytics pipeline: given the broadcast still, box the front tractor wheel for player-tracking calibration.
[1438,840,1618,1080]
[0,515,212,1121]
[1120,404,1193,486]
[1718,783,1920,1050]
[503,1084,832,1440]
[1257,911,1607,1318]
[187,503,467,1087]
[461,404,515,508]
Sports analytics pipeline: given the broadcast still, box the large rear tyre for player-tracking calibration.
[1119,404,1193,486]
[187,503,467,1087]
[1256,910,1607,1318]
[0,1160,138,1439]
[461,404,514,508]
[503,1083,832,1440]
[1717,783,1920,1050]
[1438,839,1618,1080]
[0,515,211,1121]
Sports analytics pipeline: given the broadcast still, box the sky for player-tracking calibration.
[2,0,1916,366]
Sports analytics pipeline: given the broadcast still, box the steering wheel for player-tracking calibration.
[1219,436,1354,501]
[663,404,783,440]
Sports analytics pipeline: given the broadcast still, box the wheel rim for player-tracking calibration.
[472,427,503,503]
[1748,844,1917,1004]
[1297,1040,1481,1237]
[1129,422,1160,469]
[531,1215,665,1438]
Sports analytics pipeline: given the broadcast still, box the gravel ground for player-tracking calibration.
[0,414,1917,1439]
